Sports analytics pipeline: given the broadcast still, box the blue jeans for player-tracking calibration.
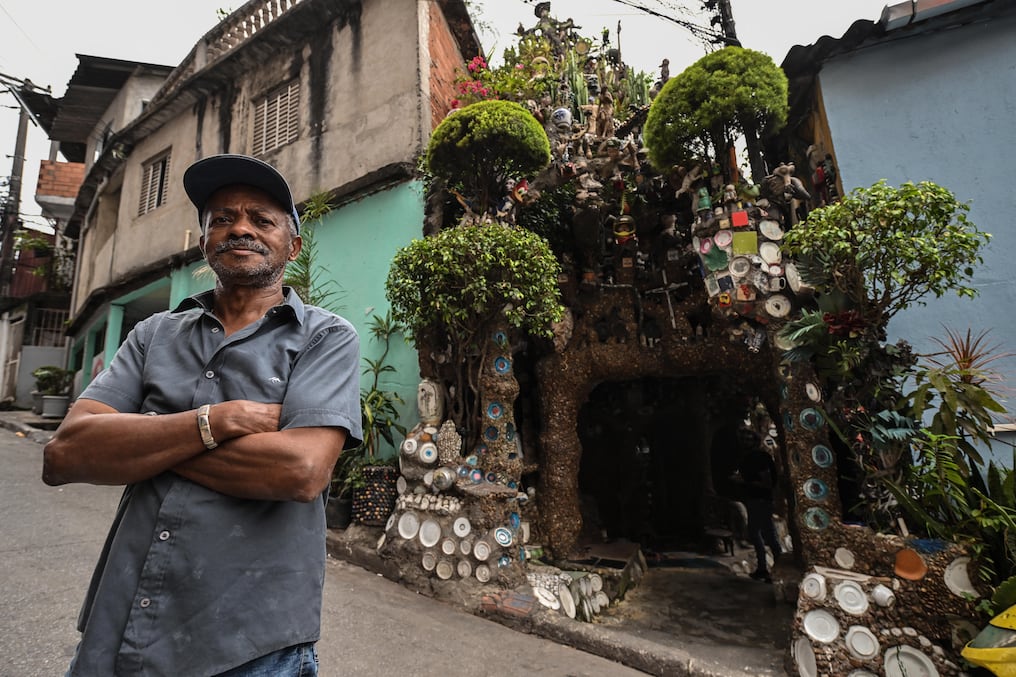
[216,643,318,677]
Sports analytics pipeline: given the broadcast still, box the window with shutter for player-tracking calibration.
[252,80,300,156]
[137,152,171,216]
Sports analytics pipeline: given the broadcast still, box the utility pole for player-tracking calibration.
[0,74,47,297]
[1,104,29,296]
[703,0,740,46]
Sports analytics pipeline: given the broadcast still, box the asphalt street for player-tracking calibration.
[0,427,646,677]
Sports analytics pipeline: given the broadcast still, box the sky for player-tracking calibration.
[0,0,890,230]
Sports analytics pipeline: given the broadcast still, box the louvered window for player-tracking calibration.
[252,81,300,155]
[137,152,171,216]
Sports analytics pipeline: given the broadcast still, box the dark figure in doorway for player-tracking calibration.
[735,431,782,582]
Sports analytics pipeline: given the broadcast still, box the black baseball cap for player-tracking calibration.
[183,154,300,233]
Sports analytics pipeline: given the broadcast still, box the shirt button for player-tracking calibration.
[205,370,215,379]
[140,598,151,608]
[159,530,171,541]
[211,327,220,333]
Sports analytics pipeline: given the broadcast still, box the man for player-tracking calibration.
[735,429,782,583]
[43,154,362,676]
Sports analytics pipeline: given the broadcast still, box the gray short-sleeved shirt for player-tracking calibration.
[67,288,362,677]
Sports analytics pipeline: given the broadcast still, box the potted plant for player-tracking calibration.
[32,365,74,418]
[331,312,406,527]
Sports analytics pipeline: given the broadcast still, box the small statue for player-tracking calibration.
[696,186,712,213]
[417,378,444,426]
[594,89,615,139]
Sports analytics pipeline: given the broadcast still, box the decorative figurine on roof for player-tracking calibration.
[594,89,615,140]
[523,2,580,59]
[760,162,811,226]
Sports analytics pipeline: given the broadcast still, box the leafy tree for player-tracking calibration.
[644,46,787,181]
[283,191,345,311]
[782,180,989,330]
[425,100,551,217]
[386,222,563,443]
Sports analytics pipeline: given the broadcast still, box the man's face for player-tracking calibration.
[200,184,301,288]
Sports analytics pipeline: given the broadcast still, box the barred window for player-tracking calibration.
[252,81,300,155]
[137,152,171,216]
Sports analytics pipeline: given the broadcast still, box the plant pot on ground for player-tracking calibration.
[32,366,74,418]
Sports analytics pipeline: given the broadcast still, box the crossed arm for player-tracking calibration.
[42,398,346,503]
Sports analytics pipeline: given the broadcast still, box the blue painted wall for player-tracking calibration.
[818,13,1016,451]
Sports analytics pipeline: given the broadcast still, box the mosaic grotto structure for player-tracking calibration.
[371,8,986,675]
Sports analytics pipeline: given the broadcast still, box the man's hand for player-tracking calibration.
[207,400,282,441]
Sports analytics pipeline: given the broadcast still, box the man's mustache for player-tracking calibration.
[215,238,268,255]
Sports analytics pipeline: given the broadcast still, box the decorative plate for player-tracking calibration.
[783,410,795,432]
[492,330,508,347]
[759,241,782,265]
[803,507,830,530]
[457,559,472,578]
[396,475,408,495]
[486,402,504,420]
[421,551,437,571]
[469,469,485,484]
[803,478,829,501]
[453,516,472,538]
[714,229,733,248]
[883,645,939,677]
[944,556,978,598]
[459,538,473,556]
[441,538,457,556]
[834,580,869,615]
[802,609,840,643]
[418,518,442,548]
[847,672,878,677]
[401,437,418,456]
[794,637,817,677]
[397,511,420,540]
[534,586,560,610]
[559,588,577,619]
[484,426,499,442]
[895,548,928,581]
[493,356,511,374]
[475,563,491,583]
[497,555,511,568]
[800,408,825,430]
[509,512,521,530]
[758,219,784,241]
[805,382,822,403]
[729,256,752,278]
[845,626,880,660]
[386,514,397,532]
[457,465,470,478]
[494,527,514,546]
[764,294,791,318]
[834,547,856,569]
[699,236,714,254]
[435,559,454,580]
[418,442,438,464]
[473,539,491,561]
[811,445,834,468]
[465,454,479,467]
[800,573,827,601]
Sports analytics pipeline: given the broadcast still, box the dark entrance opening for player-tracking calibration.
[577,375,761,554]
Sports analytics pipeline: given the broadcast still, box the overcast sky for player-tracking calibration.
[0,0,890,228]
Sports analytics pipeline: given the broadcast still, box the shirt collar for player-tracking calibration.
[174,286,305,325]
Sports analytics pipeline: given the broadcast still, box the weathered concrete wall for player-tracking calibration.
[74,0,434,314]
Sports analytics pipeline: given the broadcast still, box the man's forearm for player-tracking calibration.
[43,402,208,486]
[172,426,346,502]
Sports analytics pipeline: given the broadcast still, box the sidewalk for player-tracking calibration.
[1,409,795,677]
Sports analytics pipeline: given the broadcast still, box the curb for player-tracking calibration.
[325,529,758,677]
[0,414,56,445]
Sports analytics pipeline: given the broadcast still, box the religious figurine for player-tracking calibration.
[417,378,444,426]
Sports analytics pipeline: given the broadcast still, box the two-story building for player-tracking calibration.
[49,0,478,416]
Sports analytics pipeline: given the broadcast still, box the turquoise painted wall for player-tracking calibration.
[310,180,425,454]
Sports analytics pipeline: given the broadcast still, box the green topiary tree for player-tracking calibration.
[386,222,563,444]
[782,180,989,331]
[644,46,787,182]
[425,100,551,217]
